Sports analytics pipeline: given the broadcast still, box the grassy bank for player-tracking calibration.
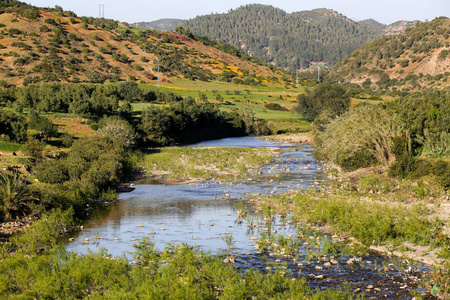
[251,168,450,297]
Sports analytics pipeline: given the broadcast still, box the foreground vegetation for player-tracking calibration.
[0,238,356,299]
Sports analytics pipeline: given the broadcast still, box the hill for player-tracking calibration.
[330,17,450,91]
[0,2,284,87]
[181,4,415,71]
[133,19,184,31]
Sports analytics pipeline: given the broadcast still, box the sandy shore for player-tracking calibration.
[265,133,314,145]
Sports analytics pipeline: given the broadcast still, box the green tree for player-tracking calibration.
[23,138,46,160]
[28,110,58,139]
[140,106,172,145]
[0,110,28,143]
[117,81,142,102]
[98,116,137,148]
[294,83,350,124]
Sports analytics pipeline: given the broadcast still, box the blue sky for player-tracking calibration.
[25,0,448,25]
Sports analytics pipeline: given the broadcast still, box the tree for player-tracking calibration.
[28,110,58,139]
[117,81,142,102]
[98,116,137,148]
[118,100,133,120]
[0,110,28,143]
[140,107,172,145]
[23,138,46,161]
[294,83,350,124]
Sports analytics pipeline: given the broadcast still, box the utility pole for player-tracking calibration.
[317,65,320,83]
[98,4,105,18]
[296,69,298,88]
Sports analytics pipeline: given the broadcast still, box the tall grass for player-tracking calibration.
[0,239,355,299]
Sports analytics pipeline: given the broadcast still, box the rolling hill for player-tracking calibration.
[0,1,285,87]
[330,17,450,91]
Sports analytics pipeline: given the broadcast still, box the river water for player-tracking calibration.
[65,136,432,299]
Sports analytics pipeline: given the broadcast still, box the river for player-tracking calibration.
[65,136,431,299]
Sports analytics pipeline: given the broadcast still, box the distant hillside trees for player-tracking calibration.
[183,4,383,70]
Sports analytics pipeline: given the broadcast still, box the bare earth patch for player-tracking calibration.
[265,133,314,144]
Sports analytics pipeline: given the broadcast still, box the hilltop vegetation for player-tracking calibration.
[181,4,415,70]
[0,1,285,87]
[330,17,450,91]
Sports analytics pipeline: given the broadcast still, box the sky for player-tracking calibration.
[24,0,449,25]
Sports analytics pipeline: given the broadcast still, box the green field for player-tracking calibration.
[0,140,23,153]
[136,79,310,133]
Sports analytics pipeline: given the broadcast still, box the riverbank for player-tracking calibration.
[250,161,449,298]
[2,134,446,298]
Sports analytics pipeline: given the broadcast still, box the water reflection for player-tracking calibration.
[66,136,325,256]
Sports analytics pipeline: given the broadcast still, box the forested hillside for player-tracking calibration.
[0,1,283,87]
[181,4,412,70]
[330,17,450,91]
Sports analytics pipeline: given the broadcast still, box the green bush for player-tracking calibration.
[336,148,377,171]
[264,103,288,111]
[28,111,58,138]
[388,154,417,178]
[317,104,398,168]
[61,133,74,147]
[397,93,450,157]
[98,116,136,148]
[392,136,409,156]
[22,138,46,160]
[9,208,74,254]
[35,160,68,184]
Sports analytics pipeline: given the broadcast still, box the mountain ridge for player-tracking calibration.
[132,5,417,70]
